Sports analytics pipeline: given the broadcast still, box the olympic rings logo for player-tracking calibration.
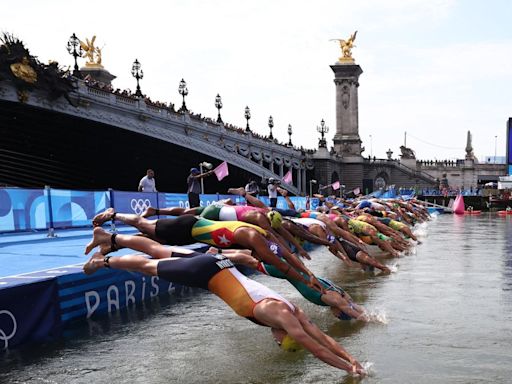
[130,199,151,215]
[0,310,17,350]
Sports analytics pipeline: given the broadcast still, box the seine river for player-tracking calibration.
[1,213,511,383]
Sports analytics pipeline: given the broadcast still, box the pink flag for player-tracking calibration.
[282,170,293,184]
[213,161,229,181]
[331,181,340,190]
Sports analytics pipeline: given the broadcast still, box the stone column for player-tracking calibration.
[330,63,363,157]
[279,163,284,178]
[297,167,302,194]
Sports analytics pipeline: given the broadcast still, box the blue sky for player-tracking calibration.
[2,0,511,161]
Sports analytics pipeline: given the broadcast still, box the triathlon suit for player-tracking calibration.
[368,210,385,218]
[292,217,326,229]
[376,217,392,226]
[257,262,343,306]
[201,203,267,221]
[155,216,267,247]
[389,219,407,231]
[274,208,301,218]
[157,252,294,322]
[347,219,376,236]
[291,217,336,244]
[257,261,356,320]
[338,239,362,262]
[155,215,198,245]
[300,211,316,219]
[359,232,391,245]
[191,217,267,248]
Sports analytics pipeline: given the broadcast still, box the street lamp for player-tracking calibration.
[244,106,251,132]
[309,179,317,197]
[288,124,293,146]
[199,161,213,194]
[131,59,144,97]
[66,33,82,78]
[178,78,189,113]
[215,94,223,123]
[268,115,274,139]
[369,134,373,158]
[317,119,329,147]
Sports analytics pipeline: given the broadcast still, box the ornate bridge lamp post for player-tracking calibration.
[66,33,82,78]
[131,59,144,97]
[178,78,189,113]
[287,124,293,146]
[244,106,251,132]
[215,94,223,123]
[268,115,274,139]
[317,119,329,147]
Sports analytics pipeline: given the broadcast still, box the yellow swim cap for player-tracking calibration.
[267,210,283,229]
[280,334,303,352]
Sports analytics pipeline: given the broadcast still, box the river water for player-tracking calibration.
[1,213,512,383]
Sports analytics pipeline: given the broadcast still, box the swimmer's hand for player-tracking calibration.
[298,249,311,260]
[308,276,325,294]
[351,361,366,376]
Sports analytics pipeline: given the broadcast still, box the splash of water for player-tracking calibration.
[388,262,399,273]
[363,308,389,324]
[360,361,375,377]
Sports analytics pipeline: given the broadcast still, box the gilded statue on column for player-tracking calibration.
[331,31,357,63]
[79,36,103,68]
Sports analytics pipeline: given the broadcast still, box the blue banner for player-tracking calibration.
[0,279,60,349]
[0,188,47,232]
[111,191,159,217]
[57,269,190,322]
[1,187,312,233]
[49,189,110,229]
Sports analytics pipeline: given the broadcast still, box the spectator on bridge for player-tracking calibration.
[187,167,214,208]
[138,169,157,192]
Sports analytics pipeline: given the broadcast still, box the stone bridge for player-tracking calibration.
[0,80,313,194]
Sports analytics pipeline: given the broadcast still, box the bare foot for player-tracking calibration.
[227,187,246,196]
[100,243,114,256]
[83,252,105,275]
[84,227,112,255]
[141,206,157,218]
[92,208,115,227]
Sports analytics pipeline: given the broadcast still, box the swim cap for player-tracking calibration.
[190,168,200,174]
[280,334,303,352]
[267,210,282,229]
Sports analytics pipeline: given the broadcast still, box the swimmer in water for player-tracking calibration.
[210,247,369,322]
[82,233,366,375]
[86,214,325,293]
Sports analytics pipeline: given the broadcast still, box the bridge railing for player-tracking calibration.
[366,158,438,184]
[0,187,316,233]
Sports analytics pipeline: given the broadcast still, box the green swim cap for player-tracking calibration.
[267,210,283,229]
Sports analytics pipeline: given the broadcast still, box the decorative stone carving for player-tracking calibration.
[341,84,350,109]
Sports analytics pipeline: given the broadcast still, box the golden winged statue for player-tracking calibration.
[330,31,358,62]
[79,36,103,68]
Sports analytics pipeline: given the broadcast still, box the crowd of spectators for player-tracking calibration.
[82,75,311,153]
